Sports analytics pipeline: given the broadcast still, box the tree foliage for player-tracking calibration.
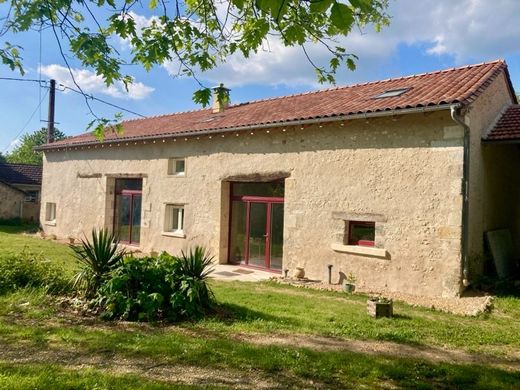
[6,127,66,165]
[2,0,389,107]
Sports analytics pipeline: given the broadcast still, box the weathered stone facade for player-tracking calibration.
[0,182,24,220]
[42,109,469,298]
[39,66,520,298]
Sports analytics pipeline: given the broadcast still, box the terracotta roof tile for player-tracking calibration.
[485,105,520,141]
[0,163,42,185]
[44,60,509,149]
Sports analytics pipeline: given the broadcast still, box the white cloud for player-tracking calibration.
[122,1,520,88]
[39,64,154,100]
[162,0,520,87]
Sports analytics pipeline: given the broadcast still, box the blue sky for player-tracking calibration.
[2,0,520,153]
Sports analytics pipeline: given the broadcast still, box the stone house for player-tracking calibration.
[0,163,42,222]
[37,60,520,298]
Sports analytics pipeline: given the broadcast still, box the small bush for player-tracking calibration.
[0,252,70,295]
[94,247,214,322]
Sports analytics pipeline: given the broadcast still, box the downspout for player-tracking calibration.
[450,104,470,289]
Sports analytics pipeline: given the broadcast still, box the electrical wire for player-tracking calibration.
[58,84,146,118]
[1,88,49,154]
[0,77,145,117]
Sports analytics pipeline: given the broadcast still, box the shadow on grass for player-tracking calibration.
[0,322,519,389]
[209,302,304,327]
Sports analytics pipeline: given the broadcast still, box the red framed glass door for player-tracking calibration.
[114,179,142,245]
[230,196,284,271]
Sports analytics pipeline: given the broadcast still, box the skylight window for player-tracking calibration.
[373,88,409,99]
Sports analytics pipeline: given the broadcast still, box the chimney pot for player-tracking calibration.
[212,83,230,113]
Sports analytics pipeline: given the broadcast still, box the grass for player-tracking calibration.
[0,224,78,277]
[0,225,519,388]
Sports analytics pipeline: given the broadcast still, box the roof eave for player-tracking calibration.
[37,103,455,152]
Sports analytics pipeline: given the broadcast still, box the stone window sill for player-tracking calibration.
[331,243,388,258]
[162,231,186,239]
[44,221,56,226]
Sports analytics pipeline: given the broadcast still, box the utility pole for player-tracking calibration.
[47,79,56,143]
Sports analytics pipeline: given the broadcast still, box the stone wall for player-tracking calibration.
[465,71,516,279]
[41,110,464,297]
[0,182,23,220]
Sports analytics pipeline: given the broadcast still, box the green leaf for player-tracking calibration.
[149,0,158,9]
[192,88,212,107]
[310,0,334,13]
[330,2,355,32]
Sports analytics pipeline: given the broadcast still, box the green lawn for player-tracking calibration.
[0,225,78,277]
[0,225,519,389]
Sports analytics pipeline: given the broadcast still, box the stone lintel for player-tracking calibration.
[332,211,387,223]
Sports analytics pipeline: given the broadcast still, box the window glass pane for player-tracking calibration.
[115,179,142,193]
[232,182,284,197]
[229,201,246,263]
[178,208,184,230]
[45,203,56,221]
[175,159,185,174]
[349,222,375,246]
[270,203,284,270]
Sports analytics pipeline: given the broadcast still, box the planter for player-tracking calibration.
[343,283,356,293]
[293,267,305,279]
[367,298,393,318]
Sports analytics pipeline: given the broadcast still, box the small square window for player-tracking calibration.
[24,190,39,203]
[45,202,56,222]
[348,221,375,247]
[164,204,184,233]
[168,158,185,176]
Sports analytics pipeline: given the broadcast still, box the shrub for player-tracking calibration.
[70,228,126,298]
[0,252,70,295]
[94,247,215,322]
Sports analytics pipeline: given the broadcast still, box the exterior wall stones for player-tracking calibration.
[0,182,24,220]
[465,71,516,279]
[41,110,463,297]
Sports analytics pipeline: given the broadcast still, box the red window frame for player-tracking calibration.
[348,221,375,247]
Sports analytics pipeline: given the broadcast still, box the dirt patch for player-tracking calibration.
[0,345,282,389]
[274,278,494,316]
[232,333,520,372]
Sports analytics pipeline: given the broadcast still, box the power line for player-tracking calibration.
[0,76,46,83]
[58,84,146,118]
[1,88,49,154]
[0,77,145,117]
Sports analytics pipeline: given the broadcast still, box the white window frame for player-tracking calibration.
[163,204,185,238]
[168,158,186,176]
[45,202,56,225]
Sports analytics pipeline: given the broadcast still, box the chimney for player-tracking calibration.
[212,83,230,113]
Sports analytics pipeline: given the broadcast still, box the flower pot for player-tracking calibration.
[367,298,393,318]
[293,267,305,279]
[343,283,355,293]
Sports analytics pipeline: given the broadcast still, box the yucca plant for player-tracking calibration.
[170,246,215,319]
[176,246,215,280]
[70,228,126,297]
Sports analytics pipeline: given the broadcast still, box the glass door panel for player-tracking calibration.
[248,202,267,268]
[229,201,247,263]
[269,203,284,270]
[131,195,142,244]
[115,194,131,242]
